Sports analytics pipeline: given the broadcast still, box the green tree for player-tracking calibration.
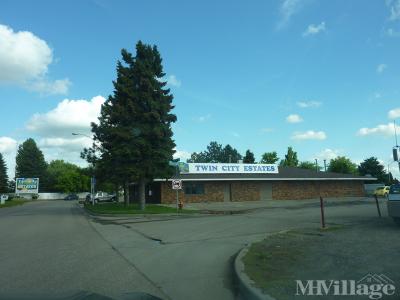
[187,141,242,163]
[328,156,357,174]
[280,147,299,167]
[84,41,176,209]
[0,153,8,193]
[299,161,317,170]
[47,160,90,193]
[222,144,242,163]
[243,150,255,163]
[15,138,48,192]
[260,151,279,164]
[357,157,387,183]
[187,152,208,163]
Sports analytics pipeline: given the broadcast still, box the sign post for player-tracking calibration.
[172,179,182,212]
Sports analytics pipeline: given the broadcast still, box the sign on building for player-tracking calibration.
[15,178,39,194]
[178,163,279,174]
[172,179,183,190]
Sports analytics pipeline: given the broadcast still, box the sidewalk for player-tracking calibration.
[162,196,383,214]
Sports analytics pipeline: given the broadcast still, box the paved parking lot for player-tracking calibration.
[0,198,397,300]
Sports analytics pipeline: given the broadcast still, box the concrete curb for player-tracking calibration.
[234,246,276,300]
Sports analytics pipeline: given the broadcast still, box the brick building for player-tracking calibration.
[129,163,376,204]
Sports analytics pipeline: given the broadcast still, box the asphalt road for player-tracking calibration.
[0,199,396,300]
[0,201,166,300]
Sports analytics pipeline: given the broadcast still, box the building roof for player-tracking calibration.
[155,166,376,181]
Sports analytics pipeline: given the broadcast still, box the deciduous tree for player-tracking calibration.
[358,157,387,183]
[260,151,279,164]
[328,156,357,174]
[280,147,299,167]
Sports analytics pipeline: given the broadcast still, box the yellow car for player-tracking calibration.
[373,186,390,197]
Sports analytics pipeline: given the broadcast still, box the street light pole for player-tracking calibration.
[72,133,95,205]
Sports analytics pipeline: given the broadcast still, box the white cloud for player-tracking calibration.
[260,128,274,133]
[297,100,321,108]
[27,95,105,138]
[303,22,326,36]
[38,136,92,150]
[314,148,340,161]
[168,75,181,87]
[277,0,303,29]
[357,122,400,136]
[388,108,400,119]
[0,24,70,95]
[376,63,387,74]
[27,78,71,95]
[385,28,400,37]
[231,132,240,138]
[0,137,18,177]
[291,130,327,140]
[286,114,303,123]
[388,0,400,21]
[194,114,211,122]
[0,137,17,154]
[173,149,191,161]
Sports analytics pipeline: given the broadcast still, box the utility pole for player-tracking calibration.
[323,159,327,172]
[315,159,318,172]
[393,121,400,172]
[72,133,96,205]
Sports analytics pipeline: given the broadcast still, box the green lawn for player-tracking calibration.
[0,198,28,208]
[84,202,196,214]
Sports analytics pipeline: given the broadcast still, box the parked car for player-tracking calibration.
[387,184,400,225]
[64,194,79,201]
[373,186,390,197]
[93,191,116,203]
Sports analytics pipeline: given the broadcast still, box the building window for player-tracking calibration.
[184,182,205,195]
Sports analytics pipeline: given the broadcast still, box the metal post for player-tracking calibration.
[320,196,326,228]
[315,159,318,172]
[374,194,381,218]
[176,190,179,212]
[324,159,327,172]
[91,176,95,205]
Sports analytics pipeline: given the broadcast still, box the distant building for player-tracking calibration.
[129,163,376,203]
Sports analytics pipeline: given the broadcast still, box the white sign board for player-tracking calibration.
[172,179,183,190]
[179,163,279,174]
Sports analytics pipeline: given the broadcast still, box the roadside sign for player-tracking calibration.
[15,178,39,194]
[172,179,182,190]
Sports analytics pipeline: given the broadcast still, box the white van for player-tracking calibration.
[387,184,400,225]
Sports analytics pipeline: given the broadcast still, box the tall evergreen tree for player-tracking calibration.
[280,147,299,167]
[0,153,8,193]
[15,138,48,192]
[84,41,176,209]
[243,150,255,163]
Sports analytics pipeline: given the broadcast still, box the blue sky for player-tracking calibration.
[1,0,400,177]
